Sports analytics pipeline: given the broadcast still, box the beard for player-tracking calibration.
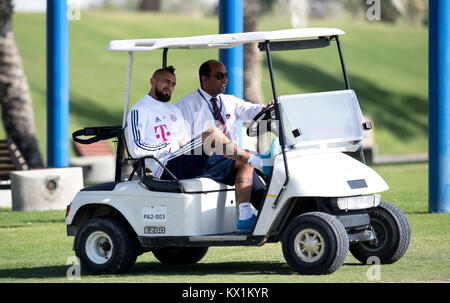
[155,87,171,102]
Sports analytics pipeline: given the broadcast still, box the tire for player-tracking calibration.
[282,212,349,275]
[75,217,138,275]
[152,247,209,265]
[350,202,411,264]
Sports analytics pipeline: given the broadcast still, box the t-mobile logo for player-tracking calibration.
[154,125,171,142]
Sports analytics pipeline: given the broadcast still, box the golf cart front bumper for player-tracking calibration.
[318,197,378,244]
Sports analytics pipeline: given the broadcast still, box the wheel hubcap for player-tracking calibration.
[294,228,325,263]
[85,231,113,264]
[361,218,388,251]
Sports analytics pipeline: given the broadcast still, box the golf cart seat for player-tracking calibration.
[139,158,234,194]
[141,175,234,194]
[134,149,234,194]
[140,174,184,193]
[178,177,234,193]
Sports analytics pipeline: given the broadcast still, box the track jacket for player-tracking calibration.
[125,94,192,178]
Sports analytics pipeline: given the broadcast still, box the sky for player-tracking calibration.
[13,0,47,12]
[12,0,100,12]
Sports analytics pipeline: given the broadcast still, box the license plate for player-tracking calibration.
[142,206,167,223]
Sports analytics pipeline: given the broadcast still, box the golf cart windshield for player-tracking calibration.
[279,89,367,152]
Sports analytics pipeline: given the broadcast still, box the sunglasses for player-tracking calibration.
[208,72,228,80]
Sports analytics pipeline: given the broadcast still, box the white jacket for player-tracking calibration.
[176,87,264,142]
[125,94,190,178]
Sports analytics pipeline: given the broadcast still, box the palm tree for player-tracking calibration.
[243,0,309,104]
[243,0,264,104]
[0,0,43,168]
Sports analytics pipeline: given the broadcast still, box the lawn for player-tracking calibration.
[0,10,428,161]
[0,162,448,283]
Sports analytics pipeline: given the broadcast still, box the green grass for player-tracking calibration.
[0,162,448,283]
[0,10,428,162]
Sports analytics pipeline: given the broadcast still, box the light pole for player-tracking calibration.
[429,0,450,213]
[219,0,243,99]
[47,0,69,167]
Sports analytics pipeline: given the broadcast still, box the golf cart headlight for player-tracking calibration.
[336,194,381,210]
[373,194,381,206]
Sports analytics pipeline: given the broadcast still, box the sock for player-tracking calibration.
[247,154,263,171]
[239,202,253,220]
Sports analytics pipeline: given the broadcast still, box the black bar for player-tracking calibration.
[115,133,125,181]
[0,283,444,301]
[335,36,350,90]
[258,38,330,52]
[335,36,366,164]
[139,156,179,181]
[138,236,266,248]
[264,41,290,209]
[359,146,367,164]
[128,160,139,181]
[162,48,168,68]
[265,41,279,104]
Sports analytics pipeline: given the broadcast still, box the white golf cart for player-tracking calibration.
[65,28,411,275]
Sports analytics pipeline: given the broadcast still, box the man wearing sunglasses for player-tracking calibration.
[176,60,269,234]
[126,65,267,234]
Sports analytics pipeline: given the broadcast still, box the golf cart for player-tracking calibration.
[65,28,411,275]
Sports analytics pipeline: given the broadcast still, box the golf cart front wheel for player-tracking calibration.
[75,217,138,275]
[153,247,209,265]
[282,212,349,275]
[350,202,411,264]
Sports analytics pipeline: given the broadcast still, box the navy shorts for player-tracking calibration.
[160,153,265,210]
[161,154,236,185]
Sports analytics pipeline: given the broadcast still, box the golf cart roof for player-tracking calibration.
[107,28,345,52]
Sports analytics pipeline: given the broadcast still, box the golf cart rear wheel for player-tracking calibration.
[350,202,411,264]
[75,217,138,275]
[152,247,209,265]
[282,212,349,275]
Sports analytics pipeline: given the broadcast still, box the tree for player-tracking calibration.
[243,0,264,104]
[243,0,308,104]
[380,0,404,22]
[287,0,308,28]
[139,0,161,11]
[0,0,43,168]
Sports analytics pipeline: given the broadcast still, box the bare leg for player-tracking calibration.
[201,127,256,204]
[234,160,253,204]
[202,127,250,164]
[202,127,257,228]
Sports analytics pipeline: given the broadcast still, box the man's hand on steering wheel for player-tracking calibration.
[263,100,275,109]
[247,101,277,137]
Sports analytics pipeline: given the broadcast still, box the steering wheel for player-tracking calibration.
[246,104,278,137]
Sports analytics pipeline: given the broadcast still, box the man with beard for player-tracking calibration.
[176,60,273,233]
[126,66,267,234]
[126,66,188,178]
